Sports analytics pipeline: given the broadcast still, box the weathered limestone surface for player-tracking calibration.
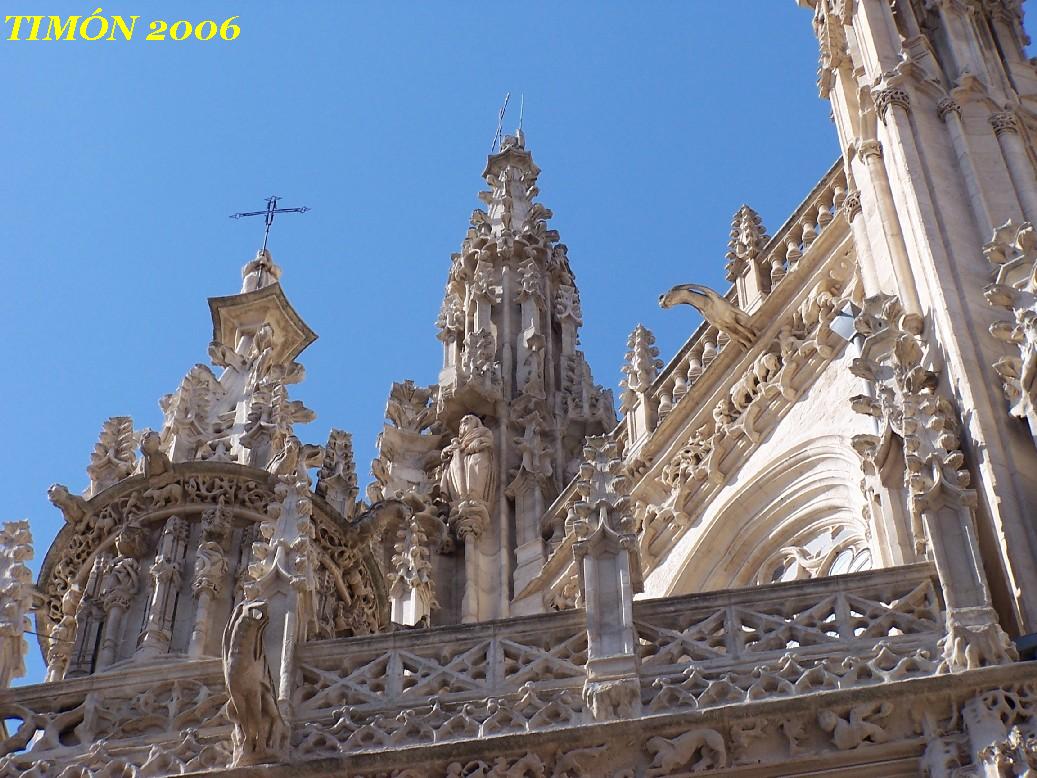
[3,2,1037,774]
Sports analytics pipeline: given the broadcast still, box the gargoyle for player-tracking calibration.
[660,283,758,349]
[221,600,288,767]
[47,484,89,524]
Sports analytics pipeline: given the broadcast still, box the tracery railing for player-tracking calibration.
[0,564,945,774]
[636,563,943,712]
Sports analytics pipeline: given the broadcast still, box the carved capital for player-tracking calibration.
[842,189,863,221]
[990,111,1020,136]
[937,97,962,122]
[875,87,911,120]
[858,139,883,162]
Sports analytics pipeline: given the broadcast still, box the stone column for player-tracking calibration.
[849,295,1016,672]
[96,527,147,670]
[137,515,189,659]
[858,138,923,316]
[937,99,994,239]
[990,112,1037,224]
[189,501,232,657]
[569,437,644,723]
[66,556,107,677]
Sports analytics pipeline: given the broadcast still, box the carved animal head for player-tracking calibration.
[659,283,715,309]
[47,483,70,506]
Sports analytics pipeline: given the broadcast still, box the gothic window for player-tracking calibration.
[754,524,872,585]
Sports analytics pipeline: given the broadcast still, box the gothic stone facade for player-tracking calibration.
[3,2,1037,775]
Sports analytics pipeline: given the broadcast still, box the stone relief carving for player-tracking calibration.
[818,702,892,749]
[645,728,727,774]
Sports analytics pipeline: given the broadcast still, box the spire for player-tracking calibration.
[375,131,616,622]
[620,324,662,412]
[725,205,768,282]
[725,204,771,310]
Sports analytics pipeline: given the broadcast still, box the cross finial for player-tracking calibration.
[230,195,310,253]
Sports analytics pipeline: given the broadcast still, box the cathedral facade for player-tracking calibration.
[3,1,1037,775]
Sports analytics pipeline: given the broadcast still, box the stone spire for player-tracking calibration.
[725,204,770,309]
[375,131,616,624]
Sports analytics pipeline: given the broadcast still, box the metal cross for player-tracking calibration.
[230,195,310,253]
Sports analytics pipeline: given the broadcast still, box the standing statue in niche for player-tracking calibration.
[440,415,495,623]
[221,599,288,767]
[439,415,496,527]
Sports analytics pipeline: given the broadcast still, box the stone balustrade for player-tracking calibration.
[644,161,848,434]
[0,563,947,773]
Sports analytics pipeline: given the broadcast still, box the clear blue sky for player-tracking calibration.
[3,2,839,684]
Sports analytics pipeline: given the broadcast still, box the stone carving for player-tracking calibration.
[461,329,501,393]
[582,678,639,722]
[818,702,892,749]
[86,416,137,496]
[386,380,436,433]
[983,219,1037,447]
[44,584,81,681]
[46,483,89,524]
[848,294,1017,672]
[441,415,495,623]
[267,433,324,483]
[554,284,582,325]
[569,437,643,722]
[138,429,175,483]
[436,292,465,342]
[440,415,496,529]
[940,606,1020,674]
[725,204,769,282]
[0,521,33,689]
[645,728,727,774]
[316,428,359,517]
[620,324,662,413]
[660,283,758,348]
[189,502,231,657]
[222,599,288,767]
[388,500,443,627]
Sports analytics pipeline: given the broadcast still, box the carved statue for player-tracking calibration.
[138,430,175,484]
[221,599,288,767]
[439,415,496,525]
[267,434,324,482]
[659,283,759,349]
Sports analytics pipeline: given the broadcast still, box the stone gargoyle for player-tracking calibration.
[659,283,758,349]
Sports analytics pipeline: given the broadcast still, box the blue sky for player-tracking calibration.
[3,2,839,684]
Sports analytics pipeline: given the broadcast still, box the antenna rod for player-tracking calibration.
[491,91,511,153]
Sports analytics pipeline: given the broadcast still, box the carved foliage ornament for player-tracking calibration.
[983,220,1037,448]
